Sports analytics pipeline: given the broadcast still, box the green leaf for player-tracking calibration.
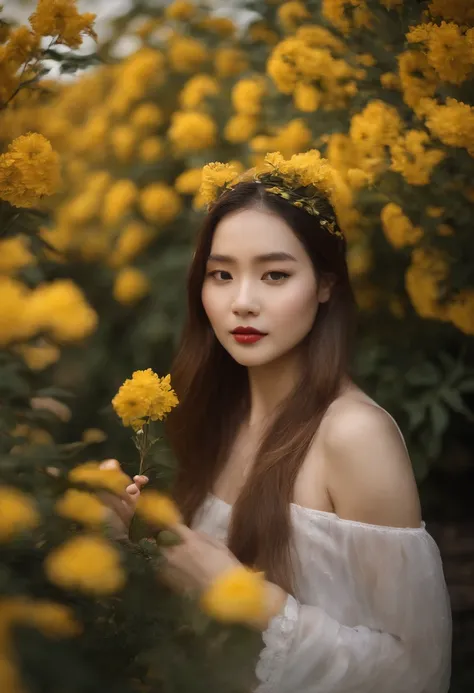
[440,388,473,419]
[429,401,449,436]
[402,401,427,431]
[405,362,440,387]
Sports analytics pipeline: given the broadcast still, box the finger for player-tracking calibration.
[100,459,120,470]
[126,483,141,497]
[194,530,227,549]
[132,475,149,489]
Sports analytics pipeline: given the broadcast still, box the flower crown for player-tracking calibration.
[199,150,344,240]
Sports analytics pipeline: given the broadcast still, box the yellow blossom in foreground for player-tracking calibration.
[168,111,217,153]
[0,597,80,639]
[168,35,208,73]
[29,0,97,48]
[0,133,61,208]
[113,267,150,305]
[407,22,474,85]
[55,489,106,526]
[140,183,182,223]
[201,566,266,624]
[381,204,423,248]
[214,47,249,77]
[0,487,40,541]
[200,162,241,205]
[136,491,182,527]
[45,535,125,594]
[112,369,179,428]
[69,462,131,494]
[0,236,35,274]
[101,179,138,226]
[0,277,35,346]
[25,279,98,343]
[174,168,202,195]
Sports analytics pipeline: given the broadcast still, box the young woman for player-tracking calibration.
[105,154,452,692]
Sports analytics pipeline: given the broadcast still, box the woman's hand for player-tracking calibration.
[98,459,149,539]
[161,524,288,630]
[161,523,240,593]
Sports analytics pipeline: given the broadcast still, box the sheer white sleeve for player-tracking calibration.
[255,516,452,693]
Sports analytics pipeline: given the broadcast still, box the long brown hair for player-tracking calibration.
[166,182,357,592]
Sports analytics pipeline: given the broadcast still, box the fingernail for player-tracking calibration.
[100,459,118,469]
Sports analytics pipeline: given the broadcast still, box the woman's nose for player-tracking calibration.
[231,282,260,316]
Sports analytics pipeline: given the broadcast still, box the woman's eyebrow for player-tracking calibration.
[207,252,297,263]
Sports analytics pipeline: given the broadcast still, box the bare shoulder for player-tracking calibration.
[320,396,422,528]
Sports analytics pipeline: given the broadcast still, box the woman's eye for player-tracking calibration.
[208,270,232,281]
[264,271,290,282]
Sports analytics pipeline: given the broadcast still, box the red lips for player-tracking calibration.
[231,326,266,335]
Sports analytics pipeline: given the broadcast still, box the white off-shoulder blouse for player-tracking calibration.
[193,493,452,693]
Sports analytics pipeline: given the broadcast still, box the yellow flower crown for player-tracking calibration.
[199,150,343,240]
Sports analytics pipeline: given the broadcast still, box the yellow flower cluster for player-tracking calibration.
[167,35,209,73]
[0,133,61,208]
[201,566,266,624]
[251,119,312,159]
[407,22,474,85]
[168,111,217,152]
[0,236,35,275]
[136,491,182,527]
[174,168,203,195]
[69,462,131,494]
[140,182,182,223]
[381,204,423,249]
[405,247,448,321]
[55,489,106,526]
[108,222,153,268]
[428,0,474,23]
[0,486,40,541]
[397,51,438,113]
[322,0,372,35]
[423,98,474,157]
[390,130,445,185]
[45,535,125,594]
[267,33,362,112]
[232,78,266,117]
[180,74,219,109]
[214,47,249,78]
[29,0,97,49]
[278,1,311,31]
[165,0,196,21]
[113,267,150,305]
[112,369,179,430]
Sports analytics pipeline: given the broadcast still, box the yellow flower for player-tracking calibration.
[81,428,107,444]
[139,137,164,162]
[274,119,312,158]
[397,50,438,113]
[101,179,138,227]
[447,290,474,335]
[15,342,60,371]
[140,183,182,223]
[25,280,98,343]
[55,489,106,526]
[232,78,266,116]
[175,168,203,195]
[224,114,259,144]
[29,0,97,49]
[165,0,196,20]
[0,487,39,541]
[294,83,321,112]
[113,267,150,305]
[136,491,182,527]
[168,35,208,73]
[0,278,36,346]
[69,462,130,494]
[110,126,136,162]
[405,247,449,321]
[381,203,423,248]
[0,597,80,638]
[5,26,40,68]
[0,236,35,274]
[197,17,236,37]
[45,535,125,594]
[112,369,179,428]
[428,0,474,23]
[278,1,311,31]
[380,72,401,90]
[347,244,372,277]
[424,98,474,156]
[407,22,474,85]
[214,48,249,78]
[249,21,279,46]
[200,162,241,205]
[390,130,445,185]
[179,74,219,109]
[0,133,61,208]
[131,103,164,130]
[109,222,152,268]
[168,111,217,153]
[201,566,266,624]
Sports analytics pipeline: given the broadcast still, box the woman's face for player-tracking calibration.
[201,206,330,368]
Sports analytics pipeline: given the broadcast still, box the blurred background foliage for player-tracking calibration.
[0,0,473,691]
